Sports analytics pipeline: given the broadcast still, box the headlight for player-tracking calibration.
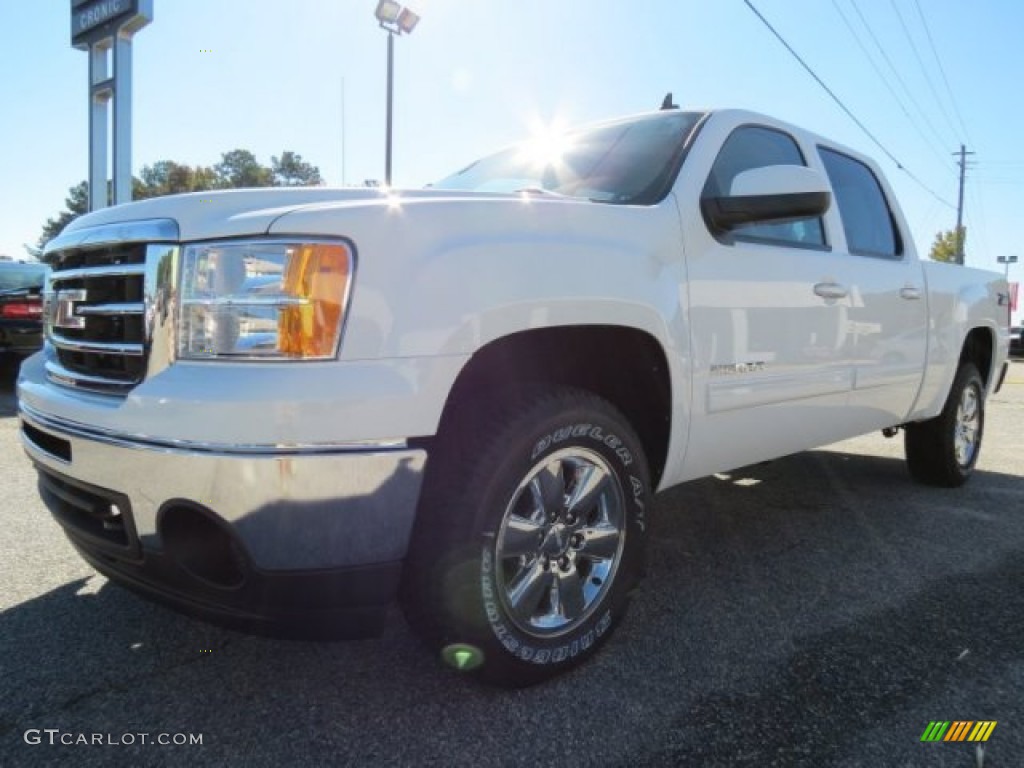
[179,240,353,360]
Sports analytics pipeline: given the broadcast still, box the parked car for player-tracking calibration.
[0,261,48,363]
[1010,325,1023,357]
[18,106,1010,686]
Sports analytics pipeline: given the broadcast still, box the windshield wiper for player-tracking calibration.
[512,186,613,205]
[513,186,572,198]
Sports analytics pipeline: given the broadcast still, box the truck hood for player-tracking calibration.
[58,187,533,243]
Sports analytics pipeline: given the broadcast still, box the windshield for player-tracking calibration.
[0,263,48,291]
[432,111,705,204]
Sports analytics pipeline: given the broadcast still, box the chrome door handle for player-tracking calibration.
[814,282,848,299]
[900,286,921,300]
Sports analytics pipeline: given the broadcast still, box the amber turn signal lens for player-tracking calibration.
[279,244,351,358]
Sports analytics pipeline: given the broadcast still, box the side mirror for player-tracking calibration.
[702,165,831,232]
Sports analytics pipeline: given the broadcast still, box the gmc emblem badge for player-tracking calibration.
[53,289,88,330]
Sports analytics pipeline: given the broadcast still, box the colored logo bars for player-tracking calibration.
[920,721,997,743]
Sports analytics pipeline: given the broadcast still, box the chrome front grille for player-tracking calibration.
[42,219,180,396]
[49,247,147,387]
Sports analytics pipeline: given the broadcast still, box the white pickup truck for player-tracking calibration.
[18,107,1011,686]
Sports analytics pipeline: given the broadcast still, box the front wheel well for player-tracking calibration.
[433,326,673,487]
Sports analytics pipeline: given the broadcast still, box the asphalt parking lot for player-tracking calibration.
[1,359,1022,767]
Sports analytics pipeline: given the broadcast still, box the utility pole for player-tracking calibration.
[953,144,975,265]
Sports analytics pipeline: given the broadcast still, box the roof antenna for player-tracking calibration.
[660,92,678,110]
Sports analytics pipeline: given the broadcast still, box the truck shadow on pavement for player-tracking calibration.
[1,447,1021,766]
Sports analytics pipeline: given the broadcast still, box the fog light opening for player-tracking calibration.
[159,503,248,590]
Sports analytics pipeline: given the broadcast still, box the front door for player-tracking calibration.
[674,119,858,480]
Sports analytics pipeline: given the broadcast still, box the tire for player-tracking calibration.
[401,388,651,687]
[904,362,985,487]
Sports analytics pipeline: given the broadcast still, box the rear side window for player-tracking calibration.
[819,147,901,258]
[702,126,825,247]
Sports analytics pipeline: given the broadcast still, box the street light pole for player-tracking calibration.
[997,255,1017,281]
[374,1,420,188]
[385,30,394,186]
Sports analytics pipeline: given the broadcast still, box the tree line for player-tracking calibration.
[35,149,322,255]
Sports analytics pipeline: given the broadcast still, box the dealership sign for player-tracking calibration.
[71,0,150,48]
[69,0,153,210]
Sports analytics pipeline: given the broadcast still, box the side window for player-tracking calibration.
[702,125,825,247]
[819,147,901,258]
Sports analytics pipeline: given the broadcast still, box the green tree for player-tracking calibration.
[136,160,219,198]
[930,227,966,264]
[215,149,272,188]
[272,151,322,186]
[36,181,89,255]
[38,150,323,251]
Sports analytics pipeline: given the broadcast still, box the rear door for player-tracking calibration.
[815,146,928,425]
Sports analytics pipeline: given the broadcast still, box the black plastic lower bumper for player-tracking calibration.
[35,462,402,639]
[70,539,401,639]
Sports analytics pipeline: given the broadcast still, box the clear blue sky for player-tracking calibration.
[0,0,1021,314]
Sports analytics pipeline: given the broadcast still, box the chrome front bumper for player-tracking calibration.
[19,402,426,571]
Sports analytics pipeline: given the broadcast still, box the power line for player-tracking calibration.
[742,0,955,209]
[912,0,972,144]
[966,182,991,263]
[848,0,950,153]
[918,198,945,240]
[888,0,960,143]
[830,0,952,171]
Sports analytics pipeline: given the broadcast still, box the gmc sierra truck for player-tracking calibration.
[18,107,1011,686]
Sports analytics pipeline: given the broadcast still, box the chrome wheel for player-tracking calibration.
[494,447,626,637]
[905,362,984,488]
[954,383,981,467]
[402,388,651,685]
